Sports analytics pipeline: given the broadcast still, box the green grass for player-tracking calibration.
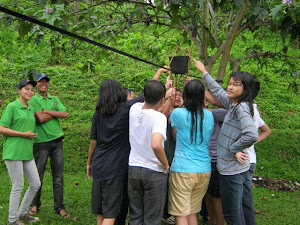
[0,170,299,225]
[255,130,300,182]
[252,187,300,225]
[0,124,299,224]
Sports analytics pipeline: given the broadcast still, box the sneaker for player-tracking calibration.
[19,213,39,222]
[9,219,25,225]
[162,215,176,224]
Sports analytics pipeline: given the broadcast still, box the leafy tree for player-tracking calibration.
[0,0,299,82]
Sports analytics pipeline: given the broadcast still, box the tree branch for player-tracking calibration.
[202,0,209,58]
[216,3,247,81]
[208,2,220,47]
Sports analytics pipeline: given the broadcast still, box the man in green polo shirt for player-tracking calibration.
[28,73,70,218]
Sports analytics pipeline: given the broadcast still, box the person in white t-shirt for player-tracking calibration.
[242,80,271,225]
[128,80,169,225]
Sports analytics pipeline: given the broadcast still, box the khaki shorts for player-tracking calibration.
[168,171,210,216]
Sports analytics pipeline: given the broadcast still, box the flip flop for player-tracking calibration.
[57,208,71,218]
[28,206,38,216]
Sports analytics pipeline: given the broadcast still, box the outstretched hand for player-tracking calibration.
[159,65,170,73]
[193,59,207,74]
[165,88,175,100]
[153,65,170,80]
[165,76,173,89]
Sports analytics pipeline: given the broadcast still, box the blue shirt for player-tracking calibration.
[170,108,214,173]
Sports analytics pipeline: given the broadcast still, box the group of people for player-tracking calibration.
[86,59,271,225]
[0,58,271,225]
[0,73,70,225]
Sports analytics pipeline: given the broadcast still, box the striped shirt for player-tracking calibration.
[203,72,258,175]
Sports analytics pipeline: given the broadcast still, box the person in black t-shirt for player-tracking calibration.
[87,67,168,225]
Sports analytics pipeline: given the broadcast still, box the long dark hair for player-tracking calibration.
[96,79,126,115]
[183,80,205,144]
[230,71,256,116]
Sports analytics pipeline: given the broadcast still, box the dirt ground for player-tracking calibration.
[252,174,300,192]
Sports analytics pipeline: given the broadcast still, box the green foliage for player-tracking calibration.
[270,1,300,46]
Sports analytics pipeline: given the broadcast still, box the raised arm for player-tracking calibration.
[205,90,223,108]
[194,59,232,109]
[152,66,169,80]
[159,88,175,117]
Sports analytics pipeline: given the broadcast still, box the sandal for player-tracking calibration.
[28,206,38,216]
[57,208,71,218]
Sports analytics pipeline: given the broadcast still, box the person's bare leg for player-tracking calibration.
[97,214,104,225]
[214,197,224,225]
[206,193,217,224]
[176,215,188,225]
[102,218,115,225]
[187,213,198,225]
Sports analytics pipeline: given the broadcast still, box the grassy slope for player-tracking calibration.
[0,24,299,224]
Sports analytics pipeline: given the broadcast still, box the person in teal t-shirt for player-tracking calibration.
[28,73,70,218]
[168,80,214,224]
[0,79,41,225]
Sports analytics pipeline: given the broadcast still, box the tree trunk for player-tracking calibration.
[216,3,247,81]
[202,0,209,59]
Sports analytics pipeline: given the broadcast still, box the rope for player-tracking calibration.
[0,6,169,70]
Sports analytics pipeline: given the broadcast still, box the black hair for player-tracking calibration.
[144,80,166,105]
[175,88,182,94]
[230,71,256,116]
[183,80,205,144]
[122,88,130,98]
[253,79,260,100]
[96,79,126,115]
[122,88,135,96]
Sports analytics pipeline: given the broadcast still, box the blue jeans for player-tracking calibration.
[31,138,65,212]
[128,166,168,225]
[5,160,41,223]
[220,172,247,225]
[243,163,256,225]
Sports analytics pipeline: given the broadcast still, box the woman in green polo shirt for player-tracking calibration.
[0,79,41,225]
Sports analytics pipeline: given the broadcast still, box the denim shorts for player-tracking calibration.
[92,176,125,218]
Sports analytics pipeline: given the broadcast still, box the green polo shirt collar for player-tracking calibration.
[35,92,53,100]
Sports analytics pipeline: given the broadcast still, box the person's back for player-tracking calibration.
[170,107,214,173]
[129,103,167,171]
[168,80,214,225]
[91,98,143,180]
[128,80,169,225]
